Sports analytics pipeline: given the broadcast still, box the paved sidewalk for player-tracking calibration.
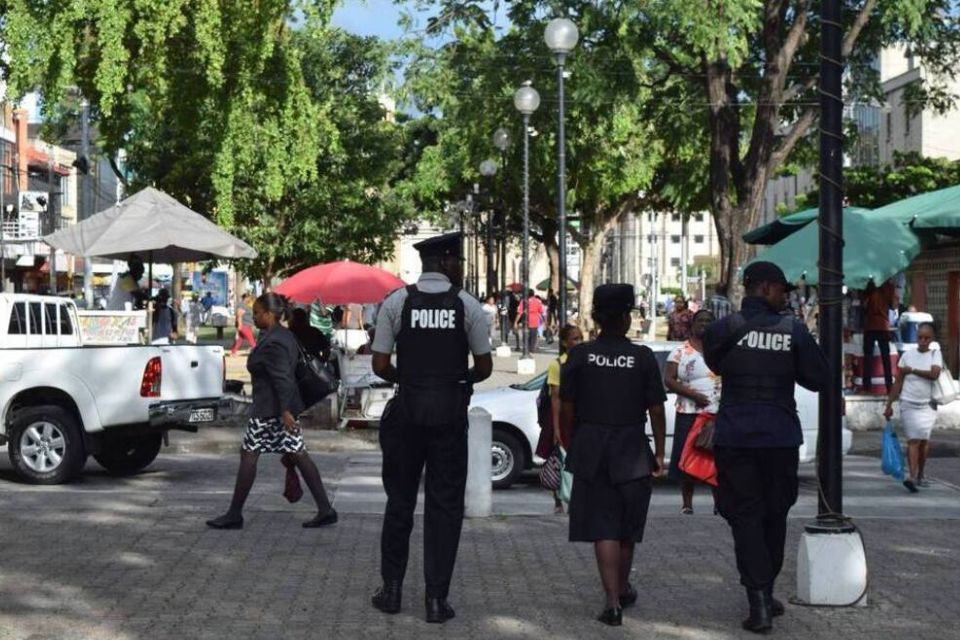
[1,446,958,640]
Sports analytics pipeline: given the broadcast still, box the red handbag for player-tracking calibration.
[281,453,304,503]
[678,413,718,487]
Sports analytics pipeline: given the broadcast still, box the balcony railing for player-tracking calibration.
[0,214,71,241]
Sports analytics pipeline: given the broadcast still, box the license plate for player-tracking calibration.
[188,408,216,423]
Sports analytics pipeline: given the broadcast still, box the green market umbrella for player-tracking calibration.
[749,208,920,289]
[871,183,960,233]
[535,276,578,291]
[742,207,871,245]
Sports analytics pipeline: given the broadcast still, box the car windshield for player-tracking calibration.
[511,371,548,391]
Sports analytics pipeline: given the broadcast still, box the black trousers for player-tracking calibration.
[379,400,468,599]
[862,330,893,391]
[714,446,799,590]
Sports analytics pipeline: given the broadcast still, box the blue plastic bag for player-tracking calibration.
[881,422,906,481]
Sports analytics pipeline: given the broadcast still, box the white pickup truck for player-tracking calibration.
[0,293,225,484]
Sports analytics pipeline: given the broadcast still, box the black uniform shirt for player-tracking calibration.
[703,296,827,448]
[560,335,666,483]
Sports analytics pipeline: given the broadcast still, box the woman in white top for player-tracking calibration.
[664,309,721,514]
[884,323,942,492]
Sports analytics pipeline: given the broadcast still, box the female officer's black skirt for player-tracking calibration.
[568,473,653,542]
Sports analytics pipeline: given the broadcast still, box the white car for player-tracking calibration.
[471,341,852,489]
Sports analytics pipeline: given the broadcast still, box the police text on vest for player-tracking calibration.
[737,330,792,351]
[587,353,635,368]
[410,309,457,329]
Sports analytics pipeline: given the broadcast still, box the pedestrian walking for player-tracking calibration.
[482,295,498,344]
[702,261,827,633]
[863,279,898,393]
[883,322,942,492]
[230,293,257,356]
[535,324,584,514]
[369,232,493,623]
[559,284,667,626]
[515,289,545,353]
[664,309,720,514]
[206,292,336,530]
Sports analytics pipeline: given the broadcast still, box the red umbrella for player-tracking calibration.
[275,261,405,304]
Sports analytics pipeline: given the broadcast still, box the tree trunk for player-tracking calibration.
[576,218,619,336]
[545,236,560,293]
[171,263,183,332]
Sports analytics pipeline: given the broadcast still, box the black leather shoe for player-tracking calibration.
[371,581,402,614]
[597,606,623,626]
[619,583,638,608]
[425,597,455,623]
[742,588,773,633]
[766,588,785,617]
[303,508,338,528]
[206,514,243,529]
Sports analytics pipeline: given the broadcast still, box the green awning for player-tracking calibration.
[743,207,871,245]
[749,208,920,289]
[871,183,960,233]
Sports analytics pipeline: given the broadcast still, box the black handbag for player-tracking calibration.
[295,342,338,408]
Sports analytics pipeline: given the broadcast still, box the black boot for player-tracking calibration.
[425,597,455,623]
[766,586,785,617]
[371,580,402,614]
[742,588,773,633]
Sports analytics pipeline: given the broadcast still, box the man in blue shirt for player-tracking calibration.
[703,262,827,634]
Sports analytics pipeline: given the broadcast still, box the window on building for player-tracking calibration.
[671,213,680,222]
[694,234,704,244]
[670,258,680,267]
[885,112,892,143]
[671,235,681,243]
[904,107,911,137]
[694,213,704,222]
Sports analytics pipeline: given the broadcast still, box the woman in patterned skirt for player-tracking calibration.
[207,292,336,529]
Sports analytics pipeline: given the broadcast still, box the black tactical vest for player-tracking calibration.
[720,312,797,410]
[396,284,469,387]
[573,337,656,426]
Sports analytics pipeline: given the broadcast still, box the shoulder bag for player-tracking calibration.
[295,340,338,408]
[932,362,960,405]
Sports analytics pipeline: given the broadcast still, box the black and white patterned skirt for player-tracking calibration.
[241,416,306,454]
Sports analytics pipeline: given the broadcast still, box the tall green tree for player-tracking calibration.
[1,1,413,283]
[399,1,663,324]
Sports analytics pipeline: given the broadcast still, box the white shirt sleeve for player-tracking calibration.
[459,292,493,355]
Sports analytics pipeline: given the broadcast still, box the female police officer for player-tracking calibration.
[559,284,667,626]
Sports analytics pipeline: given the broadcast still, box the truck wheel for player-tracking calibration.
[8,406,86,484]
[492,429,526,490]
[94,433,163,476]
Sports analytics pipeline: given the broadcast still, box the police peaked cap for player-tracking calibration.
[414,232,463,260]
[593,283,636,313]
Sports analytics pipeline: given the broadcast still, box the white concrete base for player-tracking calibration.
[465,407,492,518]
[796,530,868,606]
[495,344,512,358]
[517,357,536,375]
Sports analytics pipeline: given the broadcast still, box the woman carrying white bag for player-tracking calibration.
[883,323,943,492]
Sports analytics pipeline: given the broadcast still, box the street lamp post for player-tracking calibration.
[545,17,578,326]
[493,128,511,347]
[479,159,498,301]
[514,83,539,367]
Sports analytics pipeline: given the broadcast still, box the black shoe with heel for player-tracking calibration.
[619,583,638,608]
[303,508,338,528]
[597,606,623,626]
[206,514,243,529]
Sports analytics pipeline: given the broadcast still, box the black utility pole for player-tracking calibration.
[816,0,846,521]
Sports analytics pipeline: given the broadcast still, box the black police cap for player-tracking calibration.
[413,232,462,260]
[593,283,636,313]
[743,261,797,291]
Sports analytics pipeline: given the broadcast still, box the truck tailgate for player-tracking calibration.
[158,345,225,400]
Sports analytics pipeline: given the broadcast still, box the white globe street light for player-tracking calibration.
[479,159,498,177]
[544,17,578,325]
[493,128,511,152]
[544,17,579,54]
[514,83,539,362]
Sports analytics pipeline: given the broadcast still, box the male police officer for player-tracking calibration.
[703,261,827,633]
[369,232,493,623]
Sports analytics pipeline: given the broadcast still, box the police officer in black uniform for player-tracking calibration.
[703,262,827,633]
[559,284,667,626]
[369,232,493,623]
